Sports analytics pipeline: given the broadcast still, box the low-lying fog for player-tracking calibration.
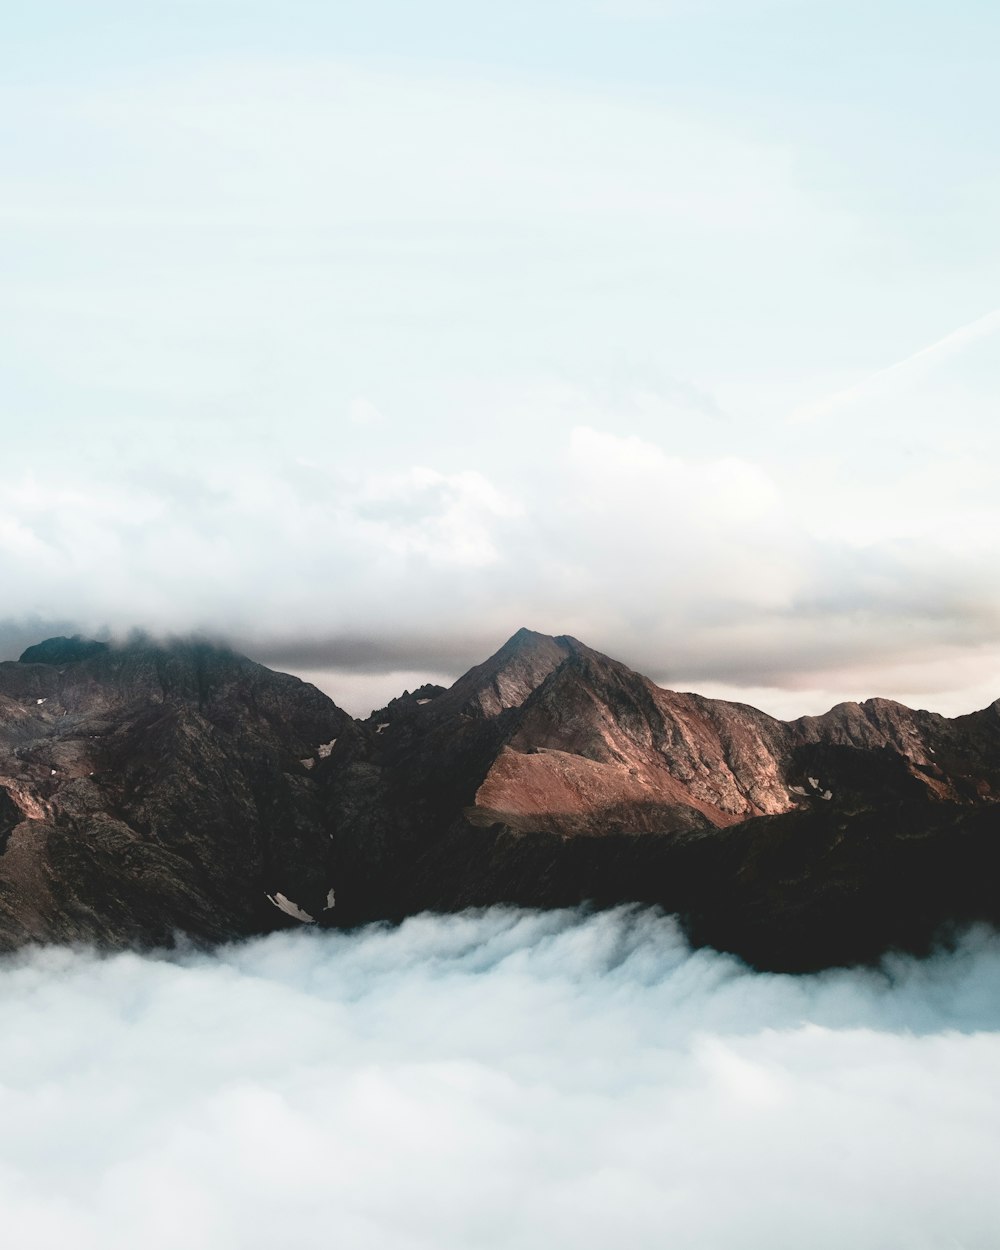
[3,907,999,1249]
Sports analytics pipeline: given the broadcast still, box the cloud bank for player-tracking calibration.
[3,396,1000,718]
[3,907,1000,1250]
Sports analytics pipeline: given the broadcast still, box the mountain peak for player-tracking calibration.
[506,625,546,646]
[440,628,579,718]
[500,626,572,655]
[18,635,109,666]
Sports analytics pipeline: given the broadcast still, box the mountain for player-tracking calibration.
[1,628,999,970]
[0,636,350,948]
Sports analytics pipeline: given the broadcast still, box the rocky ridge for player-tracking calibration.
[1,628,998,969]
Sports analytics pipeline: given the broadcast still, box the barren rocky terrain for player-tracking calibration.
[2,628,999,969]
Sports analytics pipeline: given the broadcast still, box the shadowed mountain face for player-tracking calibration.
[1,629,999,970]
[0,638,350,948]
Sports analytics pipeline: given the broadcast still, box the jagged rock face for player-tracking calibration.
[1,627,999,970]
[786,696,1000,809]
[474,652,795,833]
[460,646,999,838]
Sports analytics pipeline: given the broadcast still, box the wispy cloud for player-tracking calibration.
[791,308,1000,424]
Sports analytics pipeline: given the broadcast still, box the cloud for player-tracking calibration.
[791,308,1000,424]
[352,466,522,567]
[2,907,1000,1249]
[5,410,1000,717]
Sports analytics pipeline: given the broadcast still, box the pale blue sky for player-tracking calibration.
[2,1,998,713]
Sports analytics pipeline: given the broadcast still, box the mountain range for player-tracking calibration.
[2,628,998,970]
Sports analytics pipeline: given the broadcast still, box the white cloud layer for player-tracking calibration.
[3,907,1000,1250]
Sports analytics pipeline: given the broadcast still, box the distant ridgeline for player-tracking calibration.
[1,629,999,971]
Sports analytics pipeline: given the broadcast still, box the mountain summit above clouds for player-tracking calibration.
[1,629,998,970]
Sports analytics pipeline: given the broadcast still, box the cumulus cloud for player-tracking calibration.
[351,465,522,567]
[2,907,1000,1249]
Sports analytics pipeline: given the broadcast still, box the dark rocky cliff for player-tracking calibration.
[2,628,998,970]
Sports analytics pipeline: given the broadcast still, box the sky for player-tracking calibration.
[3,905,1000,1249]
[2,1,999,716]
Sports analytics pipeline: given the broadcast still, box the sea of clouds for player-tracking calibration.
[2,906,1000,1249]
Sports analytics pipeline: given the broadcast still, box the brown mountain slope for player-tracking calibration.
[426,636,999,837]
[471,649,794,833]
